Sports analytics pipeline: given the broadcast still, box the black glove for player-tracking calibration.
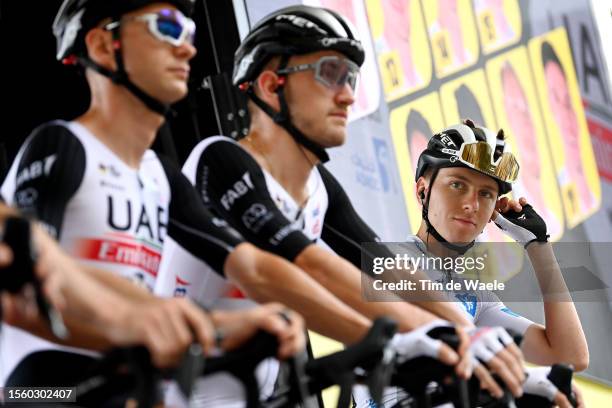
[494,204,549,248]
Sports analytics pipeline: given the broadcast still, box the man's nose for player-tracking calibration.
[462,191,479,212]
[174,41,197,60]
[335,82,355,107]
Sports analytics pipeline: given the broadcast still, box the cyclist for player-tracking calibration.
[362,119,587,407]
[0,0,305,395]
[409,119,588,369]
[160,4,527,404]
[0,201,304,370]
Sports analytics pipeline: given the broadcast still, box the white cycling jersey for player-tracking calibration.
[0,120,170,385]
[155,136,328,303]
[353,236,534,407]
[156,135,328,407]
[0,121,244,388]
[397,236,533,333]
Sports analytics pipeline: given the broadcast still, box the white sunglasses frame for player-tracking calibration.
[276,56,360,91]
[105,10,196,47]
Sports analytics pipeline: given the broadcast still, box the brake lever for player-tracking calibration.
[172,343,205,399]
[201,330,279,408]
[75,346,163,408]
[361,318,398,406]
[303,317,397,408]
[548,364,577,407]
[471,330,524,408]
[469,373,515,408]
[438,332,470,408]
[392,328,466,408]
[286,352,310,407]
[515,364,577,408]
[337,317,397,408]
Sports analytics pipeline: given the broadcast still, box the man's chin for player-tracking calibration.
[445,231,478,245]
[325,129,348,147]
[161,89,189,105]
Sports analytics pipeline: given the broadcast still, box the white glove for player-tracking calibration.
[468,326,514,363]
[390,320,453,363]
[522,366,559,401]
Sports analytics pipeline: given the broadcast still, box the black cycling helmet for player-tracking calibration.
[415,119,519,253]
[233,5,364,85]
[53,0,195,116]
[233,5,364,162]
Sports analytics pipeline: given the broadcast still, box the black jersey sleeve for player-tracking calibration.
[194,139,313,261]
[318,164,393,272]
[4,123,85,239]
[158,156,246,275]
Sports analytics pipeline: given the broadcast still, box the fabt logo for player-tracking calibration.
[220,172,254,210]
[16,154,57,187]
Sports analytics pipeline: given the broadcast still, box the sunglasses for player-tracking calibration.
[106,9,196,47]
[442,141,520,183]
[276,56,360,91]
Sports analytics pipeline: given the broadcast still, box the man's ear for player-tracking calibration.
[84,27,116,70]
[488,210,497,223]
[415,177,428,205]
[254,71,282,110]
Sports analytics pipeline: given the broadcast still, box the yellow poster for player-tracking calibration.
[422,0,480,78]
[439,69,496,127]
[439,71,523,280]
[305,0,381,120]
[365,0,432,101]
[528,28,601,228]
[389,92,446,233]
[485,46,565,241]
[473,0,522,54]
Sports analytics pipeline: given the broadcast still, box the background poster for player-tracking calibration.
[305,0,382,120]
[389,92,445,233]
[473,0,522,54]
[485,46,565,241]
[528,28,601,227]
[422,0,480,77]
[365,0,432,100]
[438,69,512,242]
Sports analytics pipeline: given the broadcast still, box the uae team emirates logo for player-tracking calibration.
[76,234,161,277]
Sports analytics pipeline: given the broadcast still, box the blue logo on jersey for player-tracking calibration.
[500,307,521,318]
[455,293,478,317]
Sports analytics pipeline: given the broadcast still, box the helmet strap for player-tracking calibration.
[244,55,330,163]
[422,167,475,255]
[77,17,174,117]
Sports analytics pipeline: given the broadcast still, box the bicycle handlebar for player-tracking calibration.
[305,317,397,407]
[0,217,68,339]
[389,325,472,408]
[516,364,577,408]
[72,315,578,408]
